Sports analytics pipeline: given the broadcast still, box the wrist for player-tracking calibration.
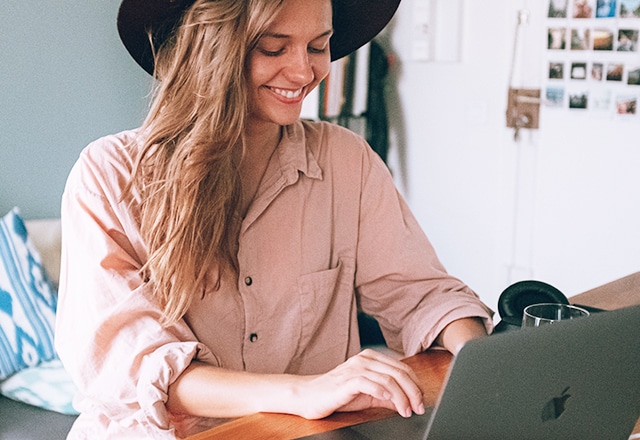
[262,373,314,417]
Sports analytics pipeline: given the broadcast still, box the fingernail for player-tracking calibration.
[417,402,425,415]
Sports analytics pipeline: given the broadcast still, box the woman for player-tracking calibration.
[56,0,493,438]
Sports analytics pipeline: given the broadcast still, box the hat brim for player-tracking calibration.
[330,0,400,61]
[117,0,400,76]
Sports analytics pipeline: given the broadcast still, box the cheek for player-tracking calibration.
[246,58,264,89]
[317,58,331,80]
[246,53,277,90]
[312,59,332,87]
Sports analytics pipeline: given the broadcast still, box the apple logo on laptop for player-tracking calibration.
[541,386,571,422]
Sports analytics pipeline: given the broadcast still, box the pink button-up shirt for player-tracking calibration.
[56,120,493,438]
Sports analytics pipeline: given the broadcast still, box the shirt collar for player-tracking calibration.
[278,121,323,182]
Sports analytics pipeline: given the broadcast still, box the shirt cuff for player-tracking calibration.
[407,301,494,355]
[137,341,219,435]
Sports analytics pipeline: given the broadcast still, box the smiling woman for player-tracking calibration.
[246,1,332,133]
[54,0,493,438]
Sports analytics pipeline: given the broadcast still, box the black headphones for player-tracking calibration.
[494,280,570,333]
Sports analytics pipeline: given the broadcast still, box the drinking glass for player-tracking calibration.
[522,303,590,328]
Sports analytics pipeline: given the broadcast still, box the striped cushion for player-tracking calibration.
[0,358,78,415]
[0,208,57,380]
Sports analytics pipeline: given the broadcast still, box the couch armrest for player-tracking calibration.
[25,219,61,288]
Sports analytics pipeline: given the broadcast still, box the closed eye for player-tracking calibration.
[308,45,328,54]
[259,48,285,57]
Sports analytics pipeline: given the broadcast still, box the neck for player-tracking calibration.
[238,123,283,217]
[244,121,282,156]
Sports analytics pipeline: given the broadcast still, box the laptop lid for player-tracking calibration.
[299,304,640,440]
[424,304,640,440]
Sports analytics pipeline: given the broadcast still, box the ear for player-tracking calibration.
[494,280,568,332]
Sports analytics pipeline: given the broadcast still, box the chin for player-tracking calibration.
[265,112,303,127]
[249,101,305,128]
[277,116,302,126]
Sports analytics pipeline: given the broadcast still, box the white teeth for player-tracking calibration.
[271,87,302,99]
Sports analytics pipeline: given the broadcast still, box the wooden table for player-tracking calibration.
[569,271,640,311]
[187,272,640,440]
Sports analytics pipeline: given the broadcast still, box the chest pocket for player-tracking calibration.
[293,258,357,373]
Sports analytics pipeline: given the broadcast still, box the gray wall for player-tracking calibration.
[1,0,151,219]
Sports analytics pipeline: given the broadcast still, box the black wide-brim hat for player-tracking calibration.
[117,0,401,75]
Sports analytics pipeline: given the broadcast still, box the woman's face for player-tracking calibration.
[246,0,332,130]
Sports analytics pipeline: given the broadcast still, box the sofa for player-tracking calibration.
[0,209,78,440]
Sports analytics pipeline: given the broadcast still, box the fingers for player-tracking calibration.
[346,349,425,417]
[352,368,423,417]
[359,349,421,384]
[300,349,426,420]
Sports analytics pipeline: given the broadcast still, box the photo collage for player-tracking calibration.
[544,0,640,117]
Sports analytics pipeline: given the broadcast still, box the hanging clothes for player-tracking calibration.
[365,40,390,164]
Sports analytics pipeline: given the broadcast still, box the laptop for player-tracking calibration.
[300,304,640,440]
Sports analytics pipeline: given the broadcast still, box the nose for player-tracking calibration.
[284,49,314,85]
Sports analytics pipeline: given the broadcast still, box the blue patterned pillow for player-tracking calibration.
[0,208,57,380]
[0,358,78,415]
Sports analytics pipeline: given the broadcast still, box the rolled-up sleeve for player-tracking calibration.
[55,134,218,438]
[354,143,494,355]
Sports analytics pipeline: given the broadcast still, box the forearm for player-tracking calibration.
[167,349,426,421]
[167,361,306,418]
[435,317,488,355]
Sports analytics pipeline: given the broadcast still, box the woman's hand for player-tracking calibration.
[292,349,425,420]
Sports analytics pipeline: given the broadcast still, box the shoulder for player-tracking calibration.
[65,129,143,200]
[297,120,379,168]
[299,119,367,151]
[300,119,387,171]
[80,129,142,170]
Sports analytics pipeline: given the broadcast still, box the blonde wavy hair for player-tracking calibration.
[127,0,284,325]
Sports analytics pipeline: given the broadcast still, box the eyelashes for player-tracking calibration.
[257,46,328,57]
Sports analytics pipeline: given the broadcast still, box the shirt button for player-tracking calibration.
[244,276,253,286]
[249,333,258,343]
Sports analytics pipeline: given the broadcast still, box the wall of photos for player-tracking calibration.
[544,0,640,117]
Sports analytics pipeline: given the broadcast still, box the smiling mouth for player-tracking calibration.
[269,87,303,99]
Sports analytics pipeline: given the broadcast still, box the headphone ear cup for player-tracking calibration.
[498,280,569,325]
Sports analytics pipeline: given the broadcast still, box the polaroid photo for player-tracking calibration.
[548,28,568,49]
[571,62,588,79]
[593,29,615,50]
[620,0,640,18]
[545,86,566,107]
[549,0,569,17]
[596,0,618,17]
[617,29,639,51]
[590,88,613,111]
[573,0,596,18]
[549,62,565,79]
[628,67,640,85]
[568,90,589,108]
[571,28,591,49]
[592,62,604,80]
[615,94,637,114]
[606,63,624,81]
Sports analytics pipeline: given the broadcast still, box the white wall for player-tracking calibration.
[387,0,640,313]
